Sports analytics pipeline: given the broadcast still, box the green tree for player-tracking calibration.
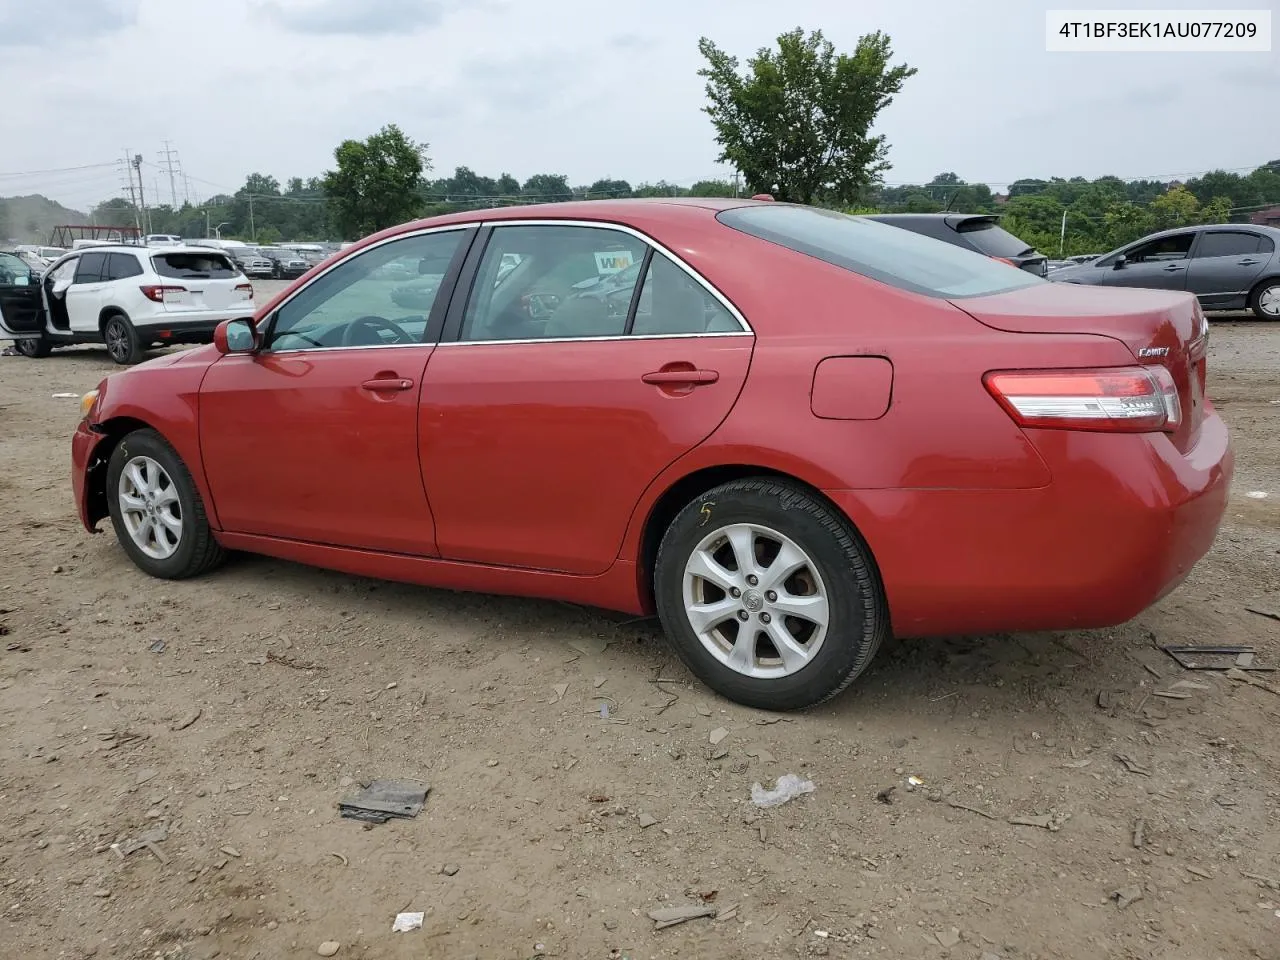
[688,179,737,197]
[321,123,430,238]
[587,178,633,198]
[697,27,915,204]
[521,174,572,201]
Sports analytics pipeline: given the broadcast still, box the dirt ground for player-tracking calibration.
[1,304,1278,960]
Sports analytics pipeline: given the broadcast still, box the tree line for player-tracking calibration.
[79,25,1279,259]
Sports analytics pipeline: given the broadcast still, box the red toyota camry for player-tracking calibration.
[69,198,1232,710]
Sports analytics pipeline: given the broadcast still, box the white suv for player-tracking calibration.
[0,245,256,365]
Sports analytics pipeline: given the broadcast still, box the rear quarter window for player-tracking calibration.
[954,221,1036,258]
[717,205,1044,299]
[152,253,237,279]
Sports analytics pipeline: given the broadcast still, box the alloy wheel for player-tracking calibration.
[105,318,129,362]
[118,455,183,560]
[682,522,829,679]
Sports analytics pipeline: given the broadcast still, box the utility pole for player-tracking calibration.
[132,154,150,234]
[122,150,141,233]
[159,140,180,207]
[248,194,256,242]
[1059,210,1067,257]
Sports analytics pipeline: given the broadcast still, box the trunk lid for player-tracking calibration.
[951,282,1208,452]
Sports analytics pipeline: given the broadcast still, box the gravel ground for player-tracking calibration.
[1,309,1277,960]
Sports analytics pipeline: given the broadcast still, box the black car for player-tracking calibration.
[862,213,1049,277]
[262,249,310,280]
[1050,224,1280,320]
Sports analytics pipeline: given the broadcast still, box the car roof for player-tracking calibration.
[54,244,235,257]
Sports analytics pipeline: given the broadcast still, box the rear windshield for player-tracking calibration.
[717,205,1044,299]
[954,219,1037,258]
[152,252,237,279]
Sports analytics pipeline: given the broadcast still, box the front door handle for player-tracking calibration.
[642,368,719,385]
[361,377,414,392]
[1162,264,1185,272]
[1237,258,1259,265]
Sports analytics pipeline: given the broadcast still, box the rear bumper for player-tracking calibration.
[825,410,1233,637]
[137,310,254,344]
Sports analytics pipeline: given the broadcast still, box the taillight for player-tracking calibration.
[236,283,253,297]
[984,366,1182,433]
[991,256,1017,267]
[140,284,186,303]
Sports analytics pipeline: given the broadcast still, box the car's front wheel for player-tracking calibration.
[103,312,144,365]
[106,429,226,579]
[1250,279,1280,321]
[654,478,889,710]
[14,336,51,358]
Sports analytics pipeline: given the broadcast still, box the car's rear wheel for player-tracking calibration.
[1250,280,1280,321]
[103,312,143,365]
[14,336,51,358]
[654,478,889,710]
[106,429,226,579]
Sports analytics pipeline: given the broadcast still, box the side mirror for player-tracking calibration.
[214,318,258,354]
[1113,256,1127,269]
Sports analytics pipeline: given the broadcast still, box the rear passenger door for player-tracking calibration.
[65,251,110,332]
[418,221,755,575]
[1184,230,1273,308]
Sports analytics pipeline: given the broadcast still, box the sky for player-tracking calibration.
[0,0,1276,212]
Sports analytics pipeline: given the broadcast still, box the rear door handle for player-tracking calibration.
[1162,264,1185,272]
[1237,258,1259,265]
[642,369,719,385]
[361,377,414,392]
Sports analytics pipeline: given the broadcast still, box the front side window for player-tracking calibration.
[0,252,32,284]
[1194,232,1264,258]
[74,252,108,283]
[267,230,464,351]
[461,224,646,341]
[1125,233,1194,263]
[717,205,1043,299]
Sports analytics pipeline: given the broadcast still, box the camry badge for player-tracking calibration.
[1137,346,1169,358]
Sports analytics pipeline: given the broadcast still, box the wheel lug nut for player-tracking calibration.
[730,587,741,598]
[765,590,777,602]
[737,610,749,621]
[760,612,771,624]
[746,575,759,586]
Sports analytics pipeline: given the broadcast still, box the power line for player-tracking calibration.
[0,161,119,179]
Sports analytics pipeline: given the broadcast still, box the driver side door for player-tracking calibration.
[198,226,473,554]
[1097,232,1196,292]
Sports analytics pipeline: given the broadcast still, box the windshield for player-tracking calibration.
[717,204,1045,299]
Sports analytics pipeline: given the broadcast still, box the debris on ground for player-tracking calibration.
[1161,644,1273,671]
[148,639,166,653]
[1225,667,1280,696]
[709,727,729,745]
[947,800,997,820]
[1111,884,1143,909]
[1245,606,1280,623]
[637,813,659,828]
[110,820,170,863]
[566,637,609,657]
[391,911,424,932]
[935,927,961,948]
[441,863,460,876]
[1115,754,1152,776]
[648,903,718,930]
[170,708,202,731]
[317,941,340,957]
[751,773,816,808]
[1009,812,1069,832]
[338,779,428,823]
[1132,818,1145,849]
[875,785,896,804]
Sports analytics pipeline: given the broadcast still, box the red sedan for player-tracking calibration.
[70,199,1232,710]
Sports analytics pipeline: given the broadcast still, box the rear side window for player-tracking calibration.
[1194,232,1266,258]
[717,205,1043,299]
[74,252,107,283]
[106,253,143,280]
[954,220,1035,258]
[152,253,237,279]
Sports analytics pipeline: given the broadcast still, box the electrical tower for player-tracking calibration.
[120,150,141,231]
[159,140,183,207]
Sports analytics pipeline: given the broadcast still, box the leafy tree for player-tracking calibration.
[688,179,737,197]
[697,27,915,204]
[238,172,280,197]
[321,123,430,238]
[521,173,572,201]
[587,178,633,198]
[495,173,521,195]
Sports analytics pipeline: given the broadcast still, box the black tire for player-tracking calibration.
[1249,279,1280,321]
[654,478,889,711]
[105,428,226,579]
[103,312,144,365]
[15,336,52,358]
